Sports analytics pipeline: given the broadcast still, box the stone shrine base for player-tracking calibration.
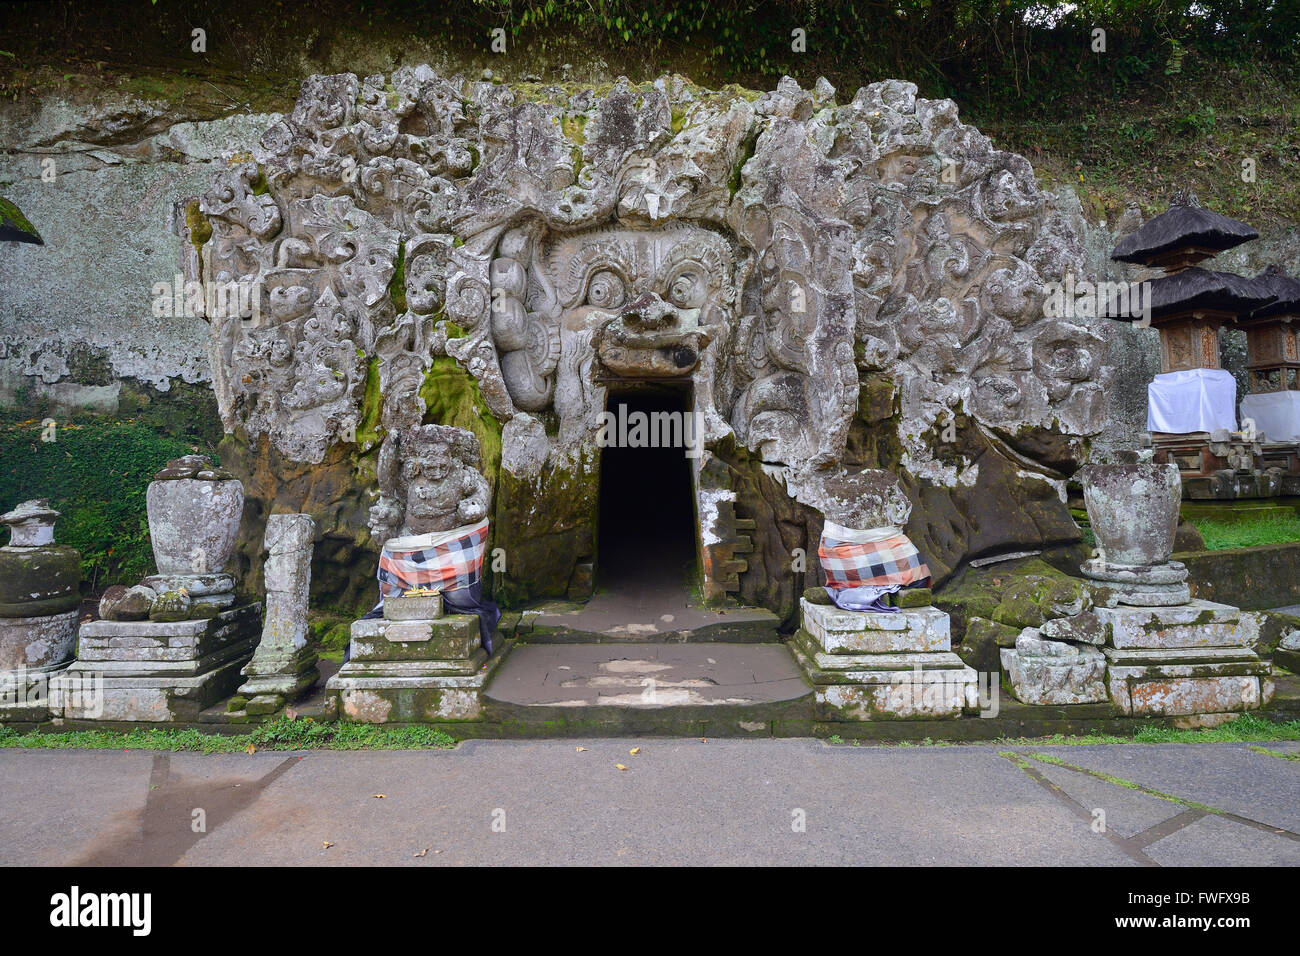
[1093,600,1273,717]
[790,601,979,720]
[50,604,261,722]
[326,614,505,722]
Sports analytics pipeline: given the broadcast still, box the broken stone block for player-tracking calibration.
[149,588,192,622]
[894,587,932,608]
[992,575,1092,629]
[1000,628,1108,705]
[1039,609,1107,646]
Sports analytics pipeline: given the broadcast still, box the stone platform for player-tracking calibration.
[327,614,504,722]
[51,603,261,721]
[1095,600,1273,718]
[791,600,979,720]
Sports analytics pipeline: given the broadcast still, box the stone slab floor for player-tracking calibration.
[1,740,1296,866]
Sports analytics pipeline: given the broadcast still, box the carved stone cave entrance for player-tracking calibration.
[596,384,697,600]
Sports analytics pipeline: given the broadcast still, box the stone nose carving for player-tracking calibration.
[594,290,714,378]
[620,291,681,331]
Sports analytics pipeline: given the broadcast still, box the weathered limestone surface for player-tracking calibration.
[0,500,81,720]
[327,613,498,722]
[1000,628,1107,704]
[182,69,1112,610]
[1095,600,1260,650]
[236,513,319,712]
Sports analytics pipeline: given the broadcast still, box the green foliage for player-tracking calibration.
[0,420,211,588]
[1193,513,1300,550]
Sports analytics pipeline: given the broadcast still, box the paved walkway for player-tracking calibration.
[2,739,1296,866]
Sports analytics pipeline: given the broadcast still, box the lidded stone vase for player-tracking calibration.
[0,499,81,619]
[145,455,243,576]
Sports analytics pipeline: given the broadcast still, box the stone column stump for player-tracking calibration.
[235,514,320,714]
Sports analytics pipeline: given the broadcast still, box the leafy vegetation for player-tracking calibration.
[0,419,214,589]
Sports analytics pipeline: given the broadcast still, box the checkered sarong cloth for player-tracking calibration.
[817,522,930,591]
[377,519,489,597]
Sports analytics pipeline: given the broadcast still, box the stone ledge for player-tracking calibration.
[1094,600,1258,649]
[799,599,950,654]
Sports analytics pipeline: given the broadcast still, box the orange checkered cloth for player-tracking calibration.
[376,518,490,598]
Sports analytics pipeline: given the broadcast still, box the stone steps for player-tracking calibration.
[510,601,781,644]
[483,642,814,735]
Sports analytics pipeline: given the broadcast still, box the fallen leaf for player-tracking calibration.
[373,794,386,799]
[615,763,628,771]
[629,747,640,755]
[414,847,429,858]
[699,738,708,743]
[575,746,586,752]
[322,841,334,849]
[245,744,256,754]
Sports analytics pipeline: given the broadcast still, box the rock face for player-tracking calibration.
[190,69,1112,612]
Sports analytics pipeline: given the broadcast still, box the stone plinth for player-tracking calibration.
[1094,602,1271,717]
[51,603,261,722]
[326,614,501,722]
[791,600,977,720]
[236,514,319,714]
[1000,630,1108,705]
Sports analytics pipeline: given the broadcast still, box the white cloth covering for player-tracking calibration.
[1240,391,1300,442]
[1147,368,1237,434]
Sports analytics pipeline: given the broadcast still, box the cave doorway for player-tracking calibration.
[596,385,698,597]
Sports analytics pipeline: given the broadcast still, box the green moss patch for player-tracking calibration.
[418,356,503,484]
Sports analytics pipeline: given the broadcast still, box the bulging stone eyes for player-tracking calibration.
[587,270,626,309]
[667,272,703,309]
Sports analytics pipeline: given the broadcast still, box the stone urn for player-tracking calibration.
[146,456,243,576]
[0,499,80,679]
[0,500,81,619]
[1079,459,1181,568]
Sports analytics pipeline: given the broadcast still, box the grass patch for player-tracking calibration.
[0,717,458,752]
[1192,513,1300,550]
[999,713,1300,746]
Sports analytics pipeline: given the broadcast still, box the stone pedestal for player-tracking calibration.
[1095,601,1273,717]
[326,614,502,722]
[236,514,319,714]
[51,604,261,721]
[791,599,977,720]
